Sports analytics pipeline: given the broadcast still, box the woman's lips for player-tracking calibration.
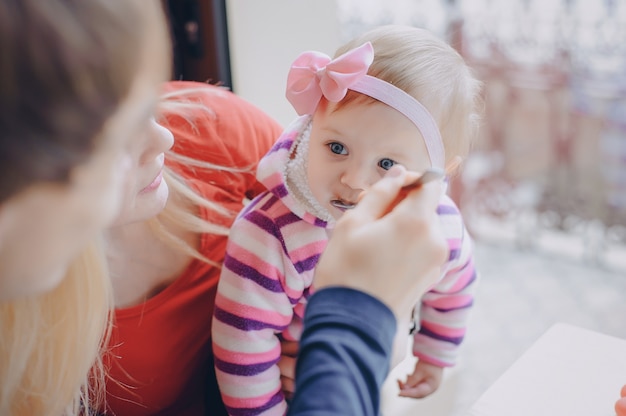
[139,171,163,194]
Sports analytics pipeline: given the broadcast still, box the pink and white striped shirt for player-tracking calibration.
[212,116,477,416]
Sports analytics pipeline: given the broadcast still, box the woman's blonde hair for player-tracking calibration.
[151,86,250,267]
[334,25,483,166]
[0,0,164,202]
[0,242,112,416]
[0,0,169,414]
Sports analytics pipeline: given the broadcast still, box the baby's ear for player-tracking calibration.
[444,156,463,176]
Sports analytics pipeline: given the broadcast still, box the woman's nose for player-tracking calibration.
[152,119,174,152]
[139,119,174,164]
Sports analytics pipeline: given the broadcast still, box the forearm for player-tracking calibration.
[288,288,397,416]
[414,221,478,366]
[213,251,291,415]
[415,255,477,365]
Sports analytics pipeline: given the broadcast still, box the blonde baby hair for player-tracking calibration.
[333,25,483,170]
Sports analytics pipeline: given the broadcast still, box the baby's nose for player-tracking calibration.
[340,165,376,191]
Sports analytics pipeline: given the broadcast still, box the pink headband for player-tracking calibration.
[286,41,445,169]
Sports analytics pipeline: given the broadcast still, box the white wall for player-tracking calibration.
[226,0,341,127]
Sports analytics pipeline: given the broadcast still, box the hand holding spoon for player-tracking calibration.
[382,168,445,215]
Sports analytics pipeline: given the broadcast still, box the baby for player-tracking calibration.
[213,25,482,415]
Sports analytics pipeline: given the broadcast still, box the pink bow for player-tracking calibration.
[286,42,375,115]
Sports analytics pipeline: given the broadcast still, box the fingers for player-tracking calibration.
[278,354,296,399]
[617,397,626,416]
[280,375,295,401]
[392,179,445,218]
[391,179,449,266]
[280,340,299,357]
[359,167,447,266]
[397,362,444,398]
[397,369,436,398]
[616,386,626,416]
[278,339,298,398]
[349,165,407,223]
[382,168,445,216]
[278,354,296,381]
[355,166,444,222]
[398,380,437,398]
[312,163,449,318]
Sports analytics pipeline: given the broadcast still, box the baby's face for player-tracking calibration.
[307,100,432,220]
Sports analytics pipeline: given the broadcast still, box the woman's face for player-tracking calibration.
[108,118,174,227]
[0,20,169,300]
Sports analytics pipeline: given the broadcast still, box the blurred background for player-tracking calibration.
[164,1,626,414]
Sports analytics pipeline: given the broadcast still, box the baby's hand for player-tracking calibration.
[397,361,444,399]
[279,340,299,401]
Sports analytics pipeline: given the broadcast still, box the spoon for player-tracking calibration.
[383,167,445,214]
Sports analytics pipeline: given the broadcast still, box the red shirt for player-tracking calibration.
[102,82,281,415]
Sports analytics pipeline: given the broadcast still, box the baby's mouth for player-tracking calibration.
[330,199,356,211]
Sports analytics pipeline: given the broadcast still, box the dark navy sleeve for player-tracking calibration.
[288,287,397,416]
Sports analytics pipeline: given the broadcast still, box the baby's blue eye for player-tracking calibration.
[379,158,396,170]
[329,142,347,155]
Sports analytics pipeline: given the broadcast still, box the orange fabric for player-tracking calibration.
[102,81,282,416]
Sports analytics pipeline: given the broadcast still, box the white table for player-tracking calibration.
[468,323,626,416]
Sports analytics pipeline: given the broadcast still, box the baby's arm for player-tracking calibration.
[405,199,478,397]
[212,211,293,416]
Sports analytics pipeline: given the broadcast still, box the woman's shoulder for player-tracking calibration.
[160,80,282,168]
[161,81,282,140]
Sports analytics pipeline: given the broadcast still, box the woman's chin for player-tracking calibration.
[111,182,169,227]
[138,182,170,221]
